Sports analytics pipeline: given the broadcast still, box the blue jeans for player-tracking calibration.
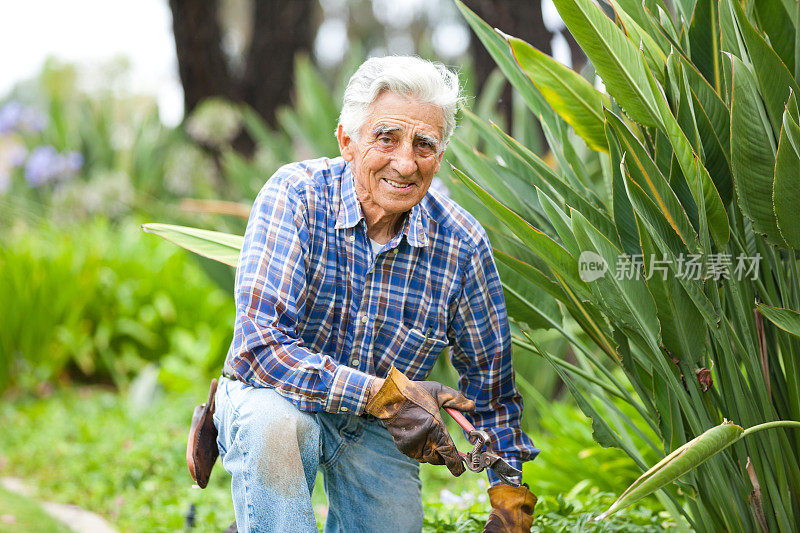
[213,376,424,532]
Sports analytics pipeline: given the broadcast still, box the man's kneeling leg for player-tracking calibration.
[318,413,424,533]
[214,377,321,533]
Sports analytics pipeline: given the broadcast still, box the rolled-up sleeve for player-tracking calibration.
[227,172,373,414]
[448,230,540,485]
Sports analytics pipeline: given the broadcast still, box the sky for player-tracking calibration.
[0,0,184,125]
[0,0,567,128]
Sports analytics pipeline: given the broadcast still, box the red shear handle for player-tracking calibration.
[444,407,475,433]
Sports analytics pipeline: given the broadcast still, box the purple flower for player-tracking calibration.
[24,145,82,187]
[0,101,47,134]
[0,102,23,134]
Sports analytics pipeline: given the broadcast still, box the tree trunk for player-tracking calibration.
[169,0,233,116]
[239,0,314,126]
[169,0,315,155]
[467,0,553,131]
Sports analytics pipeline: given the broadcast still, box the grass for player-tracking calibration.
[0,486,72,533]
[0,383,685,532]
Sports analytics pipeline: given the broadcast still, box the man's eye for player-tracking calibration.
[379,136,392,144]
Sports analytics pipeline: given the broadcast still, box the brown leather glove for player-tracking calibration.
[483,484,538,533]
[365,365,475,476]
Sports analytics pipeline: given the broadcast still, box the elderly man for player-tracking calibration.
[213,56,539,532]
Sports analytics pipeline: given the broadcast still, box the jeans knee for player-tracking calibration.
[232,389,320,493]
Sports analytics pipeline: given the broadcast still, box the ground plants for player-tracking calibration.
[443,0,800,530]
[0,219,234,393]
[0,385,676,532]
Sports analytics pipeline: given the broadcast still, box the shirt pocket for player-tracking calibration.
[373,321,449,380]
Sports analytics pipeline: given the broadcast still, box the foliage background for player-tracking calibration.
[6,0,798,531]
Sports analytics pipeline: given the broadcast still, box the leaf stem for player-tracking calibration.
[741,421,800,438]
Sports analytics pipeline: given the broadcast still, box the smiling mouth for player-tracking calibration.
[383,178,414,190]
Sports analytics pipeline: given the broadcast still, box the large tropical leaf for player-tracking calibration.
[485,121,616,234]
[728,0,800,136]
[551,0,662,127]
[774,107,800,248]
[611,1,669,84]
[729,56,787,246]
[452,166,593,301]
[508,36,610,152]
[683,59,734,205]
[141,223,242,267]
[570,210,662,352]
[606,124,642,258]
[599,421,745,519]
[606,111,701,253]
[757,304,800,338]
[688,0,723,90]
[753,0,796,74]
[453,0,559,131]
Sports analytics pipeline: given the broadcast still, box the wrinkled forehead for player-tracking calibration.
[363,91,445,140]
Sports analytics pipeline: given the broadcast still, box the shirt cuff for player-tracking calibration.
[487,455,524,487]
[325,364,374,415]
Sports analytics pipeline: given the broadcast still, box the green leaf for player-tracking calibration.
[598,421,744,519]
[451,166,593,301]
[774,108,800,249]
[494,249,569,304]
[729,0,800,136]
[753,0,796,74]
[757,304,800,338]
[652,80,730,248]
[688,0,723,91]
[140,223,242,267]
[551,0,662,126]
[525,335,641,457]
[508,37,610,152]
[611,1,669,84]
[683,60,734,205]
[623,168,691,259]
[605,122,642,258]
[652,367,686,452]
[449,138,540,222]
[536,188,580,256]
[729,56,788,246]
[453,0,558,129]
[496,261,563,330]
[571,210,662,351]
[485,121,616,236]
[606,110,701,253]
[637,220,706,367]
[496,248,617,358]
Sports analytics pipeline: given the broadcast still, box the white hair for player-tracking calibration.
[337,56,464,148]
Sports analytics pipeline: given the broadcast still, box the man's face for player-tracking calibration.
[338,91,446,217]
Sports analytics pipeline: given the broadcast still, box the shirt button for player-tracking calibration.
[348,235,355,242]
[351,359,359,366]
[341,407,349,412]
[361,315,368,324]
[392,248,398,255]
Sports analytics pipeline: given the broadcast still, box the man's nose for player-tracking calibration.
[392,142,418,177]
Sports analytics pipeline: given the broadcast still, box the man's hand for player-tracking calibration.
[483,484,537,533]
[365,365,474,475]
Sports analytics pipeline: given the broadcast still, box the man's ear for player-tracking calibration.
[337,124,355,161]
[433,140,447,174]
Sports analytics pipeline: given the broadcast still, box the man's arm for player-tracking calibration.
[227,169,374,415]
[447,229,540,486]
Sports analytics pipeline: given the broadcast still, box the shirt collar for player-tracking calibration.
[334,162,363,230]
[335,160,429,248]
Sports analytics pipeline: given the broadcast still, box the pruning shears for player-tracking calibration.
[444,407,522,486]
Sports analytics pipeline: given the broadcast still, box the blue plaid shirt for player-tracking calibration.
[224,156,539,483]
